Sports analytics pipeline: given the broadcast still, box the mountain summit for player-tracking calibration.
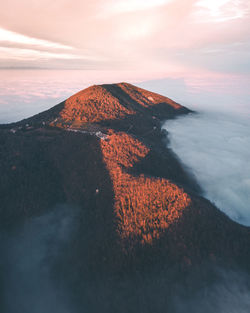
[13,82,189,128]
[1,83,249,312]
[59,82,185,123]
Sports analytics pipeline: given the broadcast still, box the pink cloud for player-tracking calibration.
[0,0,249,75]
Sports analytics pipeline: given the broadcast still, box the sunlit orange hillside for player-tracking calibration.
[60,84,135,123]
[51,83,192,248]
[101,131,191,247]
[55,82,186,126]
[1,82,249,271]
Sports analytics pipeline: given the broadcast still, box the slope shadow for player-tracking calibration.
[0,127,122,312]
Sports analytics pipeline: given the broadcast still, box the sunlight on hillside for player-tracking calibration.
[101,132,191,247]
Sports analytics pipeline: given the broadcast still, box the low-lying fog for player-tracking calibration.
[163,111,250,226]
[139,78,250,226]
[0,206,78,313]
[1,207,249,313]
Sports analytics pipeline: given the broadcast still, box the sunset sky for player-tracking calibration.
[0,0,249,76]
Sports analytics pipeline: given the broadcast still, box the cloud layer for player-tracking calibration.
[0,205,78,313]
[163,111,250,226]
[0,69,158,123]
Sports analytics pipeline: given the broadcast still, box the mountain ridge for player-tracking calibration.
[0,82,189,128]
[1,82,249,312]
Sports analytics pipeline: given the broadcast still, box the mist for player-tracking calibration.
[172,266,250,313]
[138,77,250,226]
[139,76,250,115]
[163,111,250,226]
[0,205,78,313]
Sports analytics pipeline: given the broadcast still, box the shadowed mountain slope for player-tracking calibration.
[0,83,249,313]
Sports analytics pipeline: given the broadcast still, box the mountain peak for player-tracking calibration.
[1,82,250,313]
[58,82,187,125]
[7,82,189,130]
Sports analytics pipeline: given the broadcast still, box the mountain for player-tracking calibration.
[1,83,250,312]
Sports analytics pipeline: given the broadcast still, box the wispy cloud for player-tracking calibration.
[0,0,249,74]
[0,26,106,68]
[101,0,173,15]
[0,27,73,50]
[0,46,83,60]
[194,0,248,23]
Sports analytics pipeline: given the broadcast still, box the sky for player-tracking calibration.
[0,0,250,76]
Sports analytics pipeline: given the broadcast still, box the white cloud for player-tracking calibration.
[140,76,250,226]
[0,27,73,50]
[194,0,247,22]
[0,46,84,62]
[103,0,173,14]
[163,111,250,226]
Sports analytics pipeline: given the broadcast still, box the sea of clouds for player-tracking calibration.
[0,69,152,123]
[139,77,250,226]
[0,70,92,123]
[163,111,250,226]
